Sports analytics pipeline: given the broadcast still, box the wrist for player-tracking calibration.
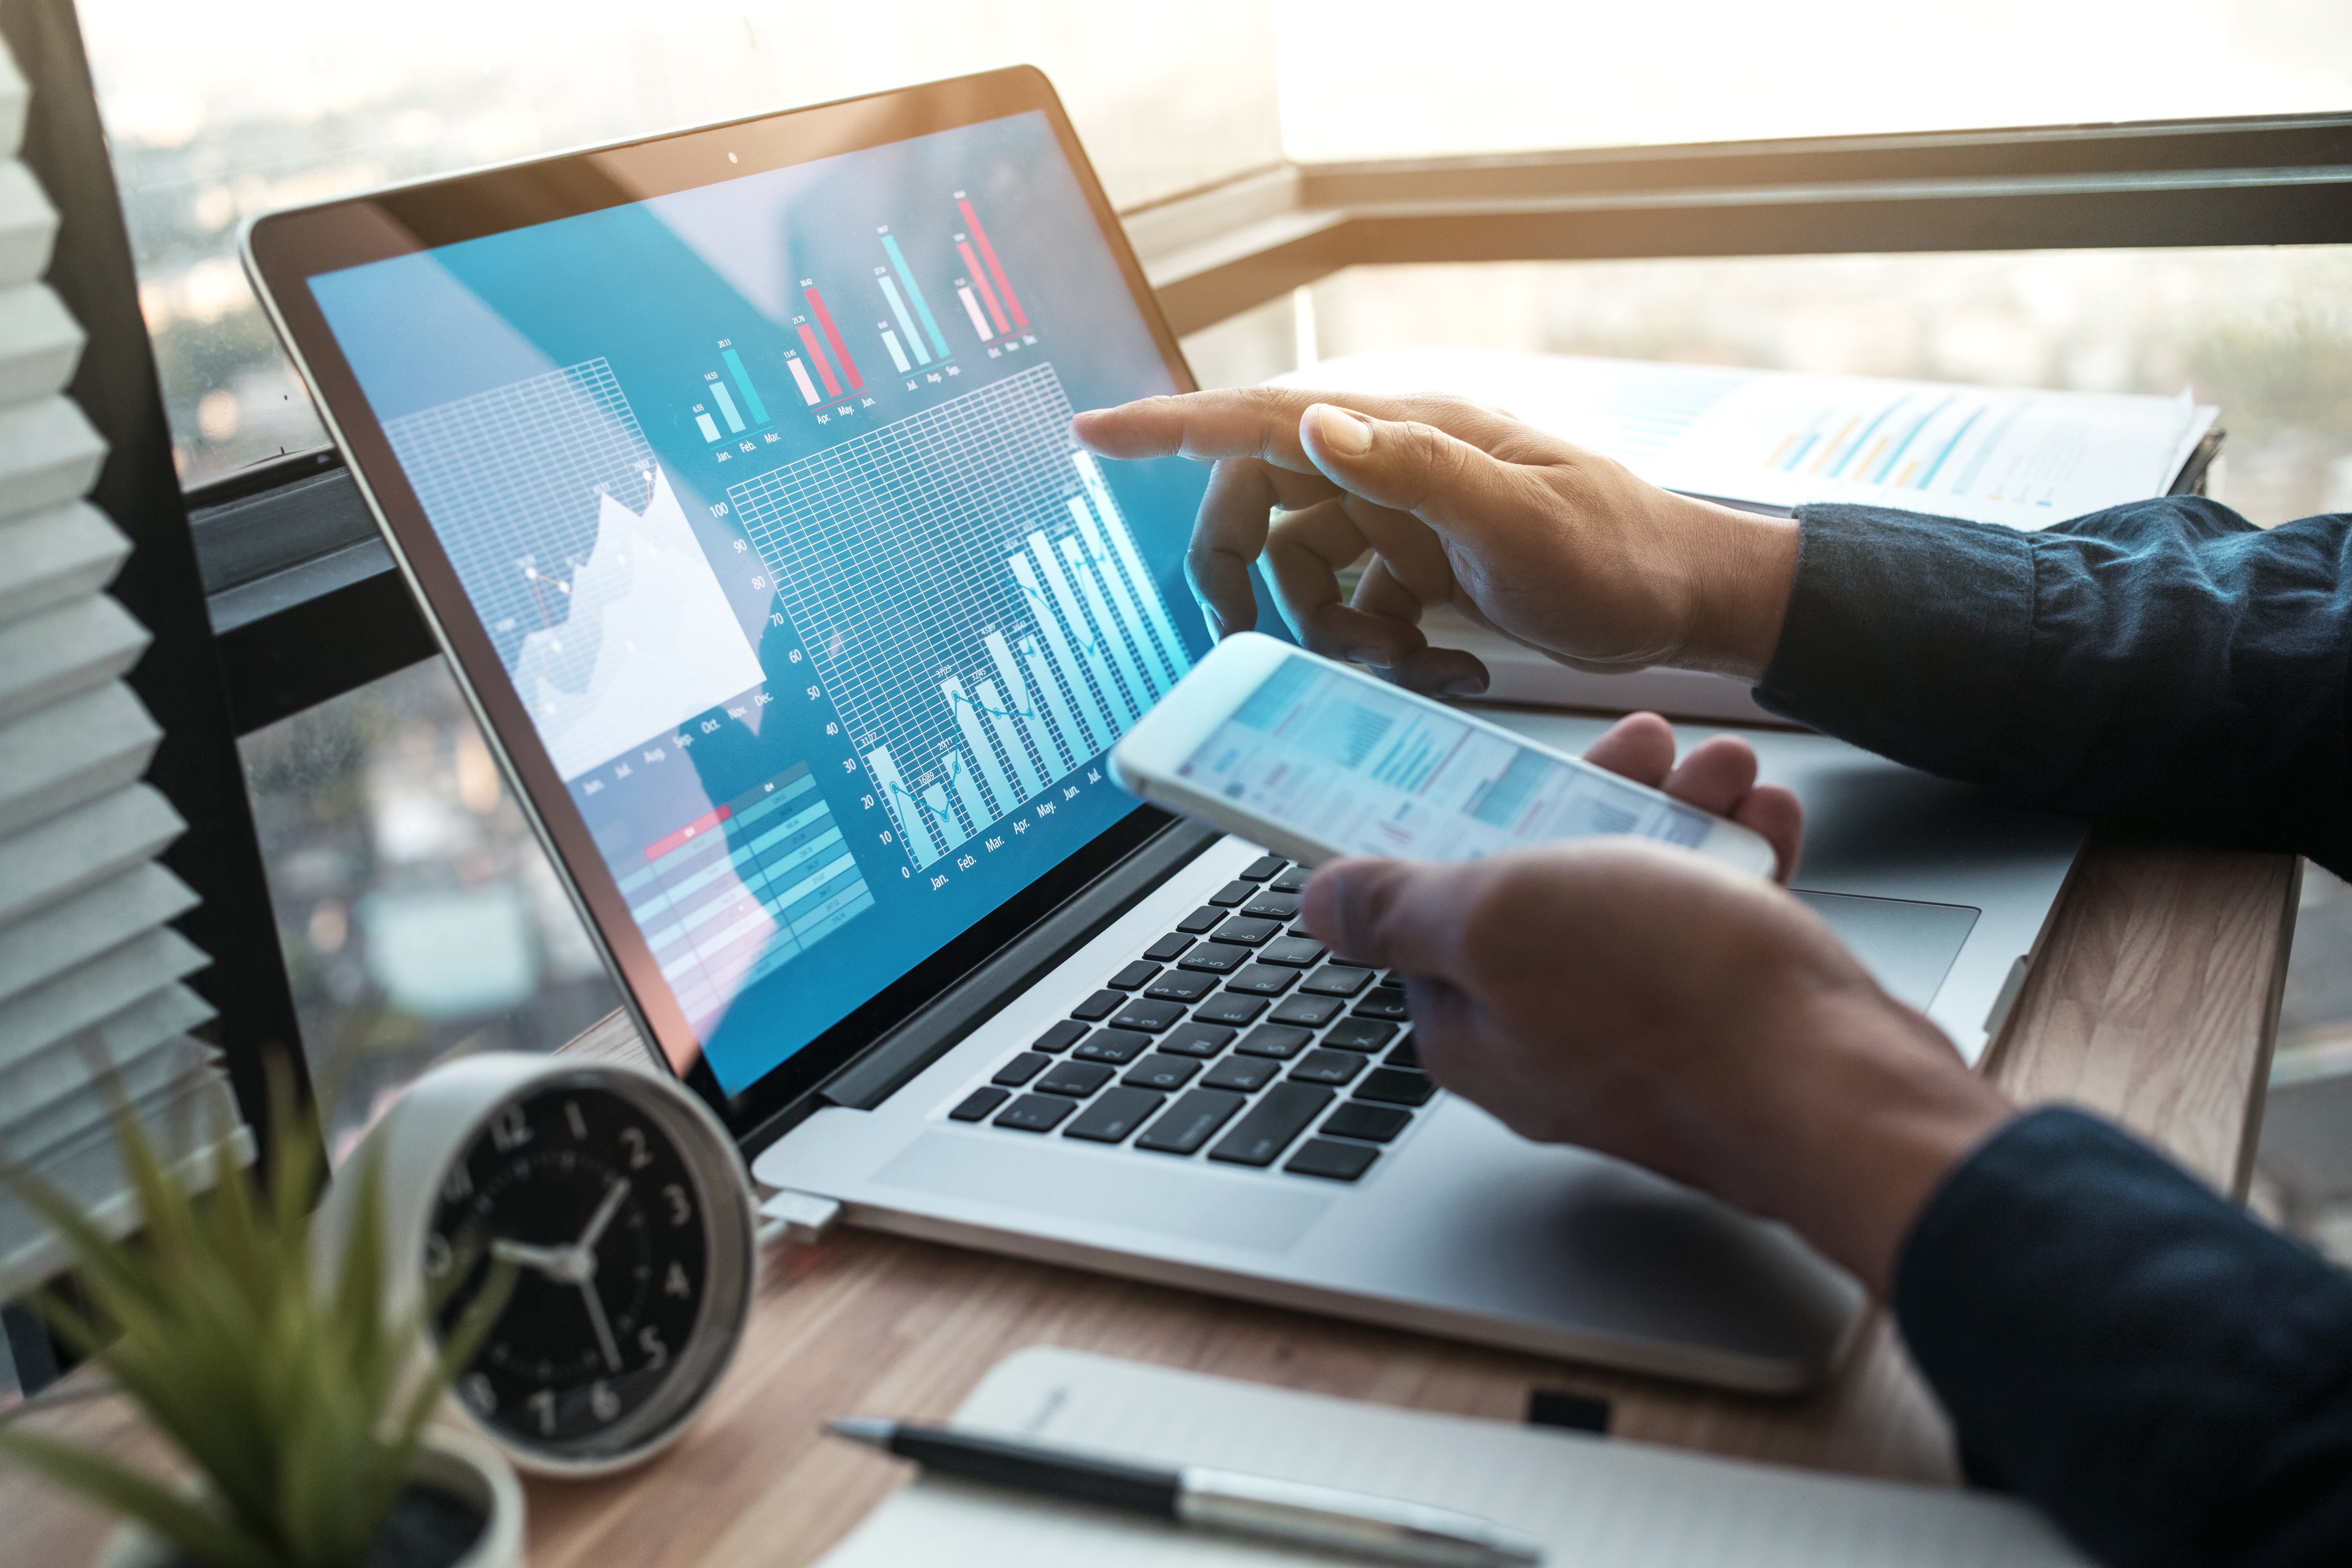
[1668,496,1799,682]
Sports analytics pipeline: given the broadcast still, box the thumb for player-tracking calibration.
[1300,856,1470,979]
[1298,402,1532,539]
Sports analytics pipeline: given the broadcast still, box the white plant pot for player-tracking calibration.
[94,1425,524,1568]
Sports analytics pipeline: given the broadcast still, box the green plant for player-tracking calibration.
[0,1071,512,1568]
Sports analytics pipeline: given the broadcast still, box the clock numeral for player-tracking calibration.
[490,1105,532,1152]
[639,1325,669,1370]
[423,1231,453,1280]
[662,1183,693,1227]
[564,1100,588,1140]
[590,1381,622,1423]
[664,1260,692,1299]
[459,1372,496,1415]
[619,1126,652,1171]
[526,1388,557,1436]
[442,1163,472,1204]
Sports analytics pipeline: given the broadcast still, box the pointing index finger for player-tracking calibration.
[1074,387,1455,468]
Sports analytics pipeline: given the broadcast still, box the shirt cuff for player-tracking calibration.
[1754,505,2034,783]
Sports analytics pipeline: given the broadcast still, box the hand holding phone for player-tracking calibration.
[1109,634,1779,878]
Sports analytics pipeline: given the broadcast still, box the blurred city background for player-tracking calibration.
[58,2,2352,1243]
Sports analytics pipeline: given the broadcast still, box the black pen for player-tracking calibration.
[826,1417,1546,1566]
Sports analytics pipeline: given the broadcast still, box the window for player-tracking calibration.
[78,0,1283,483]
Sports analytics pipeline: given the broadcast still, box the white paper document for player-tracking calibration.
[817,1347,2092,1567]
[1281,348,2217,533]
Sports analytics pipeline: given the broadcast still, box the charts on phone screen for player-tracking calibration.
[726,363,1191,871]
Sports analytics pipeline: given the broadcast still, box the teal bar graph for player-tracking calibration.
[721,348,769,424]
[880,233,951,360]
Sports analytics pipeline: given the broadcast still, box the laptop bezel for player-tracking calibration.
[241,66,1203,1144]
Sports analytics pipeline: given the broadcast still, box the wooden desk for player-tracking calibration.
[2,831,2299,1568]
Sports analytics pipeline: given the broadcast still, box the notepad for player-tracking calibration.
[816,1347,2093,1566]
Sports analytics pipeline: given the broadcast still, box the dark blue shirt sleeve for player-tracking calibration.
[1896,1107,2352,1567]
[1753,499,2352,877]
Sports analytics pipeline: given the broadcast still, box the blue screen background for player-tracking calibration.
[310,111,1234,1094]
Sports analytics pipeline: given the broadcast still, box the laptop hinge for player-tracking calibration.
[786,818,1223,1123]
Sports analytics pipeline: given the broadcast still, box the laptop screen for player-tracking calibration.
[298,104,1211,1098]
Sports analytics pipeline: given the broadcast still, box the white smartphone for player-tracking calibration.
[1109,633,1777,878]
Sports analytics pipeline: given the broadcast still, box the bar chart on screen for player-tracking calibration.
[723,363,1190,873]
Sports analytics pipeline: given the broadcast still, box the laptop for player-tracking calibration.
[243,67,2084,1392]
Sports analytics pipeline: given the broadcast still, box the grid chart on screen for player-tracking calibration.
[725,363,1192,870]
[382,359,657,674]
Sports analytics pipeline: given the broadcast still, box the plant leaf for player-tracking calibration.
[0,1423,268,1568]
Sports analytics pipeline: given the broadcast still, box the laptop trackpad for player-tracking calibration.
[1793,889,1979,1011]
[871,1132,1335,1253]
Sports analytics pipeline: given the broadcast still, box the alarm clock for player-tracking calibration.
[326,1052,756,1475]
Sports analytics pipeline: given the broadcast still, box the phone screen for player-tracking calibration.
[1177,654,1715,860]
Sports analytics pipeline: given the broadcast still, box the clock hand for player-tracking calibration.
[575,1176,632,1254]
[579,1277,623,1373]
[489,1238,577,1278]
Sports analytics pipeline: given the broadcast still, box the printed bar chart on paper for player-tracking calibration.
[383,359,766,779]
[1283,348,2217,532]
[611,763,874,1031]
[725,364,1190,871]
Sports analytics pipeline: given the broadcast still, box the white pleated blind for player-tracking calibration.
[0,37,248,1287]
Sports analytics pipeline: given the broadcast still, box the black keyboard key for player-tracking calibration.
[1031,1020,1089,1054]
[1227,964,1298,997]
[1209,915,1281,947]
[1192,992,1269,1028]
[1158,1022,1236,1058]
[1321,1102,1412,1142]
[1270,865,1310,893]
[1209,1082,1333,1166]
[1270,994,1345,1029]
[1301,965,1374,997]
[994,1094,1075,1132]
[1063,1087,1165,1144]
[1176,906,1228,935]
[1236,1024,1313,1060]
[1238,855,1286,882]
[1324,1018,1397,1053]
[1386,1033,1420,1069]
[1135,1089,1246,1154]
[1353,991,1411,1022]
[992,1052,1050,1086]
[1286,1137,1379,1181]
[1355,1068,1436,1106]
[1111,999,1186,1033]
[1070,989,1125,1021]
[1259,935,1327,968]
[1145,969,1219,1003]
[1201,1054,1279,1092]
[1036,1059,1114,1098]
[1289,1048,1366,1086]
[949,1086,1010,1122]
[1177,942,1251,975]
[1107,960,1161,991]
[1143,933,1195,963]
[1072,1027,1153,1064]
[1123,1053,1201,1092]
[1242,892,1301,920]
[1207,880,1257,907]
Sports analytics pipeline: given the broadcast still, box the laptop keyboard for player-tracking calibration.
[941,855,1432,1182]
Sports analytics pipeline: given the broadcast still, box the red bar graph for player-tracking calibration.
[956,239,1010,335]
[801,284,864,390]
[957,198,1027,329]
[796,322,844,399]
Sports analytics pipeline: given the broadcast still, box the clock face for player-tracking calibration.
[425,1083,710,1455]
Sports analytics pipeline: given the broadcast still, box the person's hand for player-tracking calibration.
[1579,710,1802,882]
[1300,844,2012,1298]
[1071,389,1800,695]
